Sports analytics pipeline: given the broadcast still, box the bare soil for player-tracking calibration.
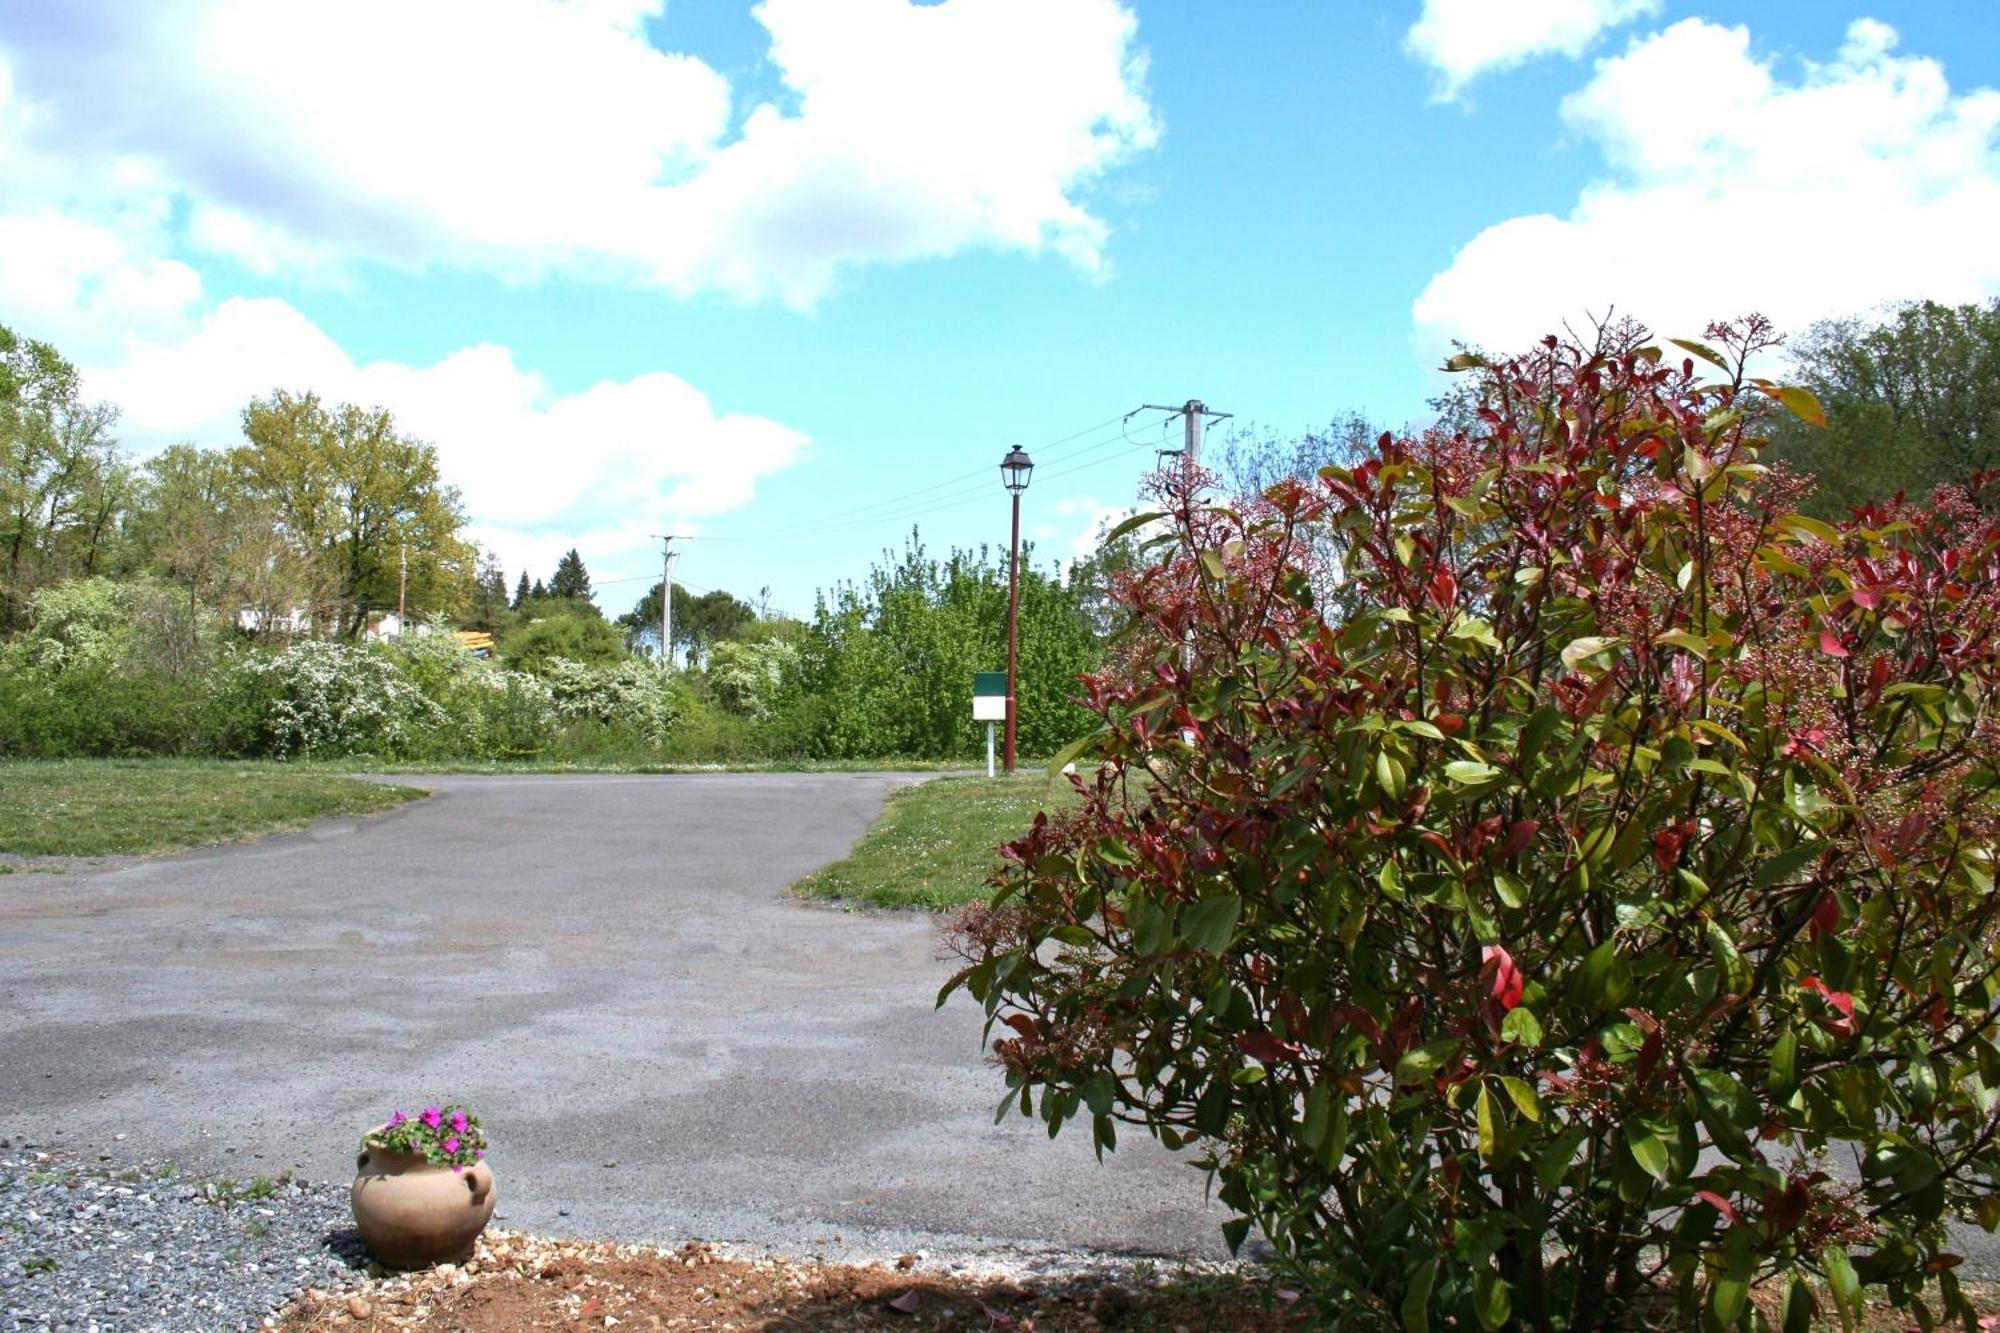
[277,1232,1308,1332]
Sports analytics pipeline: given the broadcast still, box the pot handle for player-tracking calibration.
[465,1163,492,1205]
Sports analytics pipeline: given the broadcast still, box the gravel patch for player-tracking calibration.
[0,1144,367,1333]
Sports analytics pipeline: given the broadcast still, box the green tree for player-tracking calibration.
[235,390,474,637]
[467,553,511,631]
[788,532,1099,758]
[548,547,593,602]
[499,611,628,674]
[0,324,125,625]
[1766,298,2000,515]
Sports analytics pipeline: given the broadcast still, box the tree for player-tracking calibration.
[499,611,628,674]
[548,547,593,602]
[512,571,531,610]
[1766,298,2000,516]
[788,532,1099,758]
[948,320,2000,1328]
[466,553,511,631]
[235,390,474,637]
[1,324,125,626]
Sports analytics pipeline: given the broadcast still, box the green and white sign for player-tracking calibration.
[972,671,1008,722]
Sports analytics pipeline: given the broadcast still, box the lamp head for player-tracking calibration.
[1000,445,1034,495]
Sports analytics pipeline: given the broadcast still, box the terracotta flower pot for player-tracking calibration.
[351,1138,497,1270]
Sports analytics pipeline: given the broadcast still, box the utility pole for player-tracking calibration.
[398,541,407,632]
[1137,400,1231,677]
[650,534,681,667]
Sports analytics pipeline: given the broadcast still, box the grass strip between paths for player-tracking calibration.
[792,772,1081,911]
[0,760,426,857]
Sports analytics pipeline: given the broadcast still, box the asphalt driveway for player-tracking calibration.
[0,773,1225,1262]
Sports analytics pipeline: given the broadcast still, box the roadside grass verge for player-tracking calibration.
[0,760,425,857]
[792,772,1082,911]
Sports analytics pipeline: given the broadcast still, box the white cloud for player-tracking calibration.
[89,298,809,589]
[1413,18,2000,358]
[0,0,1157,307]
[1406,0,1659,100]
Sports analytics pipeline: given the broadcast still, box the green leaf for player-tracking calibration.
[1472,1270,1512,1333]
[1492,872,1527,910]
[1131,899,1174,956]
[1448,615,1503,651]
[1444,760,1502,785]
[1501,1006,1543,1047]
[1045,729,1100,776]
[1823,1248,1862,1333]
[1500,1076,1541,1122]
[1395,1039,1461,1087]
[1752,840,1825,890]
[1706,920,1751,997]
[1099,510,1166,544]
[1401,1257,1438,1333]
[1781,1275,1815,1333]
[1220,1215,1252,1254]
[1476,1084,1498,1159]
[1710,1272,1749,1327]
[1443,352,1486,372]
[1560,635,1622,671]
[1653,629,1711,659]
[1376,749,1407,799]
[1179,893,1242,953]
[1776,512,1841,545]
[1670,338,1731,372]
[1625,1122,1670,1180]
[1576,940,1632,1011]
[1198,548,1226,582]
[1768,384,1827,427]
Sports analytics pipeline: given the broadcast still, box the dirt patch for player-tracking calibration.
[277,1232,1304,1331]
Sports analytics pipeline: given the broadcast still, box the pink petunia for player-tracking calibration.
[443,1135,461,1156]
[451,1112,469,1134]
[420,1105,443,1129]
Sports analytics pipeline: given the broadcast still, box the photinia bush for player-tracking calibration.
[944,320,2000,1330]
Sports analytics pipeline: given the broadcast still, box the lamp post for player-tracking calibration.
[1000,445,1034,774]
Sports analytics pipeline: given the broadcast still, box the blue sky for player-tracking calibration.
[2,0,1996,619]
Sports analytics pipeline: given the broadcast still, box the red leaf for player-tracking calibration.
[1239,1031,1305,1064]
[888,1290,922,1314]
[1481,945,1524,1011]
[1694,1190,1738,1225]
[1819,629,1849,659]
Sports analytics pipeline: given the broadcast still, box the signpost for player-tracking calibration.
[973,672,1008,778]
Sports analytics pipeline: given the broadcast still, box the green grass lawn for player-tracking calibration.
[791,772,1082,911]
[0,760,427,857]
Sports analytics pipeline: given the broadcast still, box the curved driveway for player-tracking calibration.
[0,773,1224,1262]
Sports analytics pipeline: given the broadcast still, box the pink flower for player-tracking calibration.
[450,1112,469,1134]
[388,1111,406,1128]
[420,1105,443,1129]
[443,1135,461,1156]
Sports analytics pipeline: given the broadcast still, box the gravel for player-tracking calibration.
[0,1143,369,1332]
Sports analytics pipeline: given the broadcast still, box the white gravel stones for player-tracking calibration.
[0,1145,366,1332]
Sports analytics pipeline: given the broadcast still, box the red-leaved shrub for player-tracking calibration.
[944,319,2000,1329]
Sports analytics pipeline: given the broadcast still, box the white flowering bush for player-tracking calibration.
[707,637,799,721]
[241,640,448,758]
[471,667,561,756]
[538,656,681,743]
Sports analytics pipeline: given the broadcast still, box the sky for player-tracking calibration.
[2,0,1997,620]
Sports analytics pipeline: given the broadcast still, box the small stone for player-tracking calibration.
[347,1295,373,1319]
[602,1160,618,1168]
[895,1253,917,1270]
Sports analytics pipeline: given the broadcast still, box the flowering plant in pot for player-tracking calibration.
[351,1103,497,1269]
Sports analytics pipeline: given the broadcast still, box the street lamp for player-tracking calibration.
[1000,445,1033,773]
